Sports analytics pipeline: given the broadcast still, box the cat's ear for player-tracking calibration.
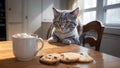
[53,8,60,17]
[70,8,79,16]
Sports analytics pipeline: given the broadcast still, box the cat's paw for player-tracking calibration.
[48,37,57,43]
[62,39,71,45]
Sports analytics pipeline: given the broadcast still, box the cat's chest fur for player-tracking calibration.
[54,27,79,40]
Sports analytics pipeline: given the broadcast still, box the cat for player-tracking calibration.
[48,8,82,45]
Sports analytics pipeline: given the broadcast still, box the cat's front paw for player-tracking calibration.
[62,39,71,45]
[48,37,58,43]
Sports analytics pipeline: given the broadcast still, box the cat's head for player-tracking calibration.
[53,8,79,33]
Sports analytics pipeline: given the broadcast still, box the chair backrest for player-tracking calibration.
[83,21,104,51]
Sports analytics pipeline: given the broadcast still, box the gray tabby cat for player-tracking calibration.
[48,8,81,45]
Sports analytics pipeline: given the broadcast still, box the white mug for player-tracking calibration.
[12,33,44,61]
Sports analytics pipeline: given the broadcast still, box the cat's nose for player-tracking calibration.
[59,25,64,30]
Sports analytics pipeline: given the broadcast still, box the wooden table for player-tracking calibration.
[0,40,120,68]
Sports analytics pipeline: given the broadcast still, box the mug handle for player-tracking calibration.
[34,37,44,56]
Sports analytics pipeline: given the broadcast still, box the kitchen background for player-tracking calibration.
[0,0,120,58]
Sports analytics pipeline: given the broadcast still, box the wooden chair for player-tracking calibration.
[82,21,104,51]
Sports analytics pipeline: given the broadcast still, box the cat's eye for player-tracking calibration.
[54,21,60,27]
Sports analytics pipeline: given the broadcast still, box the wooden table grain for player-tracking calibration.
[0,40,120,68]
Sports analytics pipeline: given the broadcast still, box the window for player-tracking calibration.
[76,0,120,28]
[107,0,120,5]
[83,11,96,25]
[106,8,120,27]
[82,0,97,25]
[104,0,120,28]
[84,0,97,9]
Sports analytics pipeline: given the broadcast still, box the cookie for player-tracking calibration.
[39,53,61,65]
[60,52,80,63]
[78,53,93,63]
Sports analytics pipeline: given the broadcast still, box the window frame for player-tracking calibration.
[82,0,120,29]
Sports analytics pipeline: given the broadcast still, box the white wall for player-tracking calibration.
[6,0,68,40]
[27,0,68,34]
[41,0,68,22]
[100,28,120,57]
[41,0,55,22]
[27,0,42,33]
[35,0,69,38]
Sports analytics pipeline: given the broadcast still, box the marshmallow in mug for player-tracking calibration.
[13,33,34,38]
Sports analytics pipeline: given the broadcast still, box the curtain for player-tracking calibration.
[69,0,84,26]
[68,0,76,10]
